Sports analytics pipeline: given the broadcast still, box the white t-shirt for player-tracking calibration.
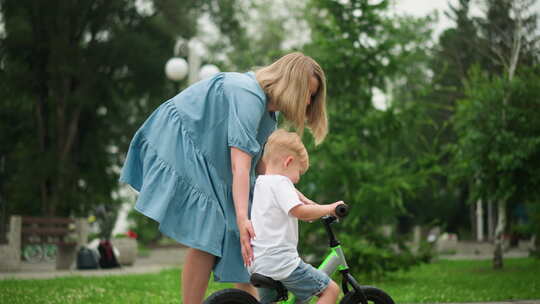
[248,175,303,280]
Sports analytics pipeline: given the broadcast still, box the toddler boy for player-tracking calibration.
[249,129,343,304]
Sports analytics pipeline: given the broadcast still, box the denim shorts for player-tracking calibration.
[258,260,331,304]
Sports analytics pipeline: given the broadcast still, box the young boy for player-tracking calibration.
[249,129,344,304]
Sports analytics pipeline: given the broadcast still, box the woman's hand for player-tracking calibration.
[230,147,255,267]
[237,217,256,267]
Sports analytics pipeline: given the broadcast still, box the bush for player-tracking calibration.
[127,209,162,245]
[300,223,425,280]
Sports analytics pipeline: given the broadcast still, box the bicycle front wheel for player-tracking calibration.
[204,288,259,304]
[341,286,395,304]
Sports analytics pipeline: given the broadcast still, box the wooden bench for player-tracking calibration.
[22,216,89,270]
[0,215,88,271]
[21,216,78,246]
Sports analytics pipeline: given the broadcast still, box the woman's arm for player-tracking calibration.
[230,147,256,267]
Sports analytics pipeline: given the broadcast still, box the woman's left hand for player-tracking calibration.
[230,147,256,266]
[237,218,256,267]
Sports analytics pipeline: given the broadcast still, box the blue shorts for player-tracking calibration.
[258,261,331,304]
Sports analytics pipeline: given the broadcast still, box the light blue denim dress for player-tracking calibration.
[120,72,277,282]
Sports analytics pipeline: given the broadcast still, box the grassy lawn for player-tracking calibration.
[1,258,539,303]
[374,258,540,303]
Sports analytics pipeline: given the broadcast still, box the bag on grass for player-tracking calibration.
[97,240,120,269]
[76,246,99,270]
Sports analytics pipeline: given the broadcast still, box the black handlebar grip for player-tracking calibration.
[335,204,348,218]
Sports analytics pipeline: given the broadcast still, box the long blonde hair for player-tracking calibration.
[256,52,328,145]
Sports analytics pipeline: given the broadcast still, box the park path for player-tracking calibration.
[0,246,187,280]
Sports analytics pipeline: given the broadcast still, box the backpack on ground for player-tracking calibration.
[97,240,120,269]
[76,246,99,270]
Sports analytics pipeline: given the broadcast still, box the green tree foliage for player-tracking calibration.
[297,0,443,277]
[0,0,245,219]
[447,0,540,267]
[382,15,461,232]
[206,0,300,72]
[416,0,483,236]
[476,0,539,75]
[454,68,540,206]
[452,67,540,252]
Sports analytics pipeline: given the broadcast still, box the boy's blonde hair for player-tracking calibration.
[256,52,328,145]
[263,129,309,174]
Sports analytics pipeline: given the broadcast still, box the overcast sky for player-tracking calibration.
[391,0,540,37]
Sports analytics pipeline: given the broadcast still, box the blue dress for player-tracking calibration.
[120,72,277,282]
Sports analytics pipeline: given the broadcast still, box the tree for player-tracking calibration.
[450,0,539,269]
[0,0,183,218]
[296,0,443,277]
[452,67,540,268]
[0,0,246,220]
[428,0,485,242]
[205,0,305,72]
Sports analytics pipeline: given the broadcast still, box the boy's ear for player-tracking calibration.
[284,156,294,167]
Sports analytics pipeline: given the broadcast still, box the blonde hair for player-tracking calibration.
[263,129,309,174]
[256,52,328,145]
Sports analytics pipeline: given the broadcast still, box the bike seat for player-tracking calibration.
[250,273,288,301]
[250,273,280,289]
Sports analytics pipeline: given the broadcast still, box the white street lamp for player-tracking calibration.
[165,37,220,85]
[199,64,220,80]
[165,57,189,81]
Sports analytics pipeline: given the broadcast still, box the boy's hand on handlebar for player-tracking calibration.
[330,201,347,217]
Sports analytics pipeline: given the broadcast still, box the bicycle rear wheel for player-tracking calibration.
[204,288,259,304]
[340,286,395,304]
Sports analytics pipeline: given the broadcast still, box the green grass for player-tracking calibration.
[374,258,540,303]
[0,258,539,303]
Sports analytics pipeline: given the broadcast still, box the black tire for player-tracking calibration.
[204,288,259,304]
[340,286,395,304]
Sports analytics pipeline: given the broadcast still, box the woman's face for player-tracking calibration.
[307,76,319,106]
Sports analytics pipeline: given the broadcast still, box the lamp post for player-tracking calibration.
[165,37,220,87]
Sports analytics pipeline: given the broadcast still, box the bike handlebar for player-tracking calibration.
[335,204,349,218]
[321,204,348,222]
[320,204,348,247]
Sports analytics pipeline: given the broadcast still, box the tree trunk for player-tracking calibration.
[493,200,506,269]
[488,200,495,241]
[36,81,51,214]
[470,203,476,241]
[476,199,484,241]
[0,157,6,244]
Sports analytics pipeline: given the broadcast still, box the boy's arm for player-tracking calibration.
[290,201,344,222]
[295,189,318,205]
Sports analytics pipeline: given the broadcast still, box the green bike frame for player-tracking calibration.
[285,245,349,303]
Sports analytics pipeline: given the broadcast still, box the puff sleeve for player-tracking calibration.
[225,81,266,156]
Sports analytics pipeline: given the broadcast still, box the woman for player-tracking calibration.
[120,52,328,303]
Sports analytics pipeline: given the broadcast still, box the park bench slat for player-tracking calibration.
[21,227,71,236]
[21,238,78,246]
[21,216,74,225]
